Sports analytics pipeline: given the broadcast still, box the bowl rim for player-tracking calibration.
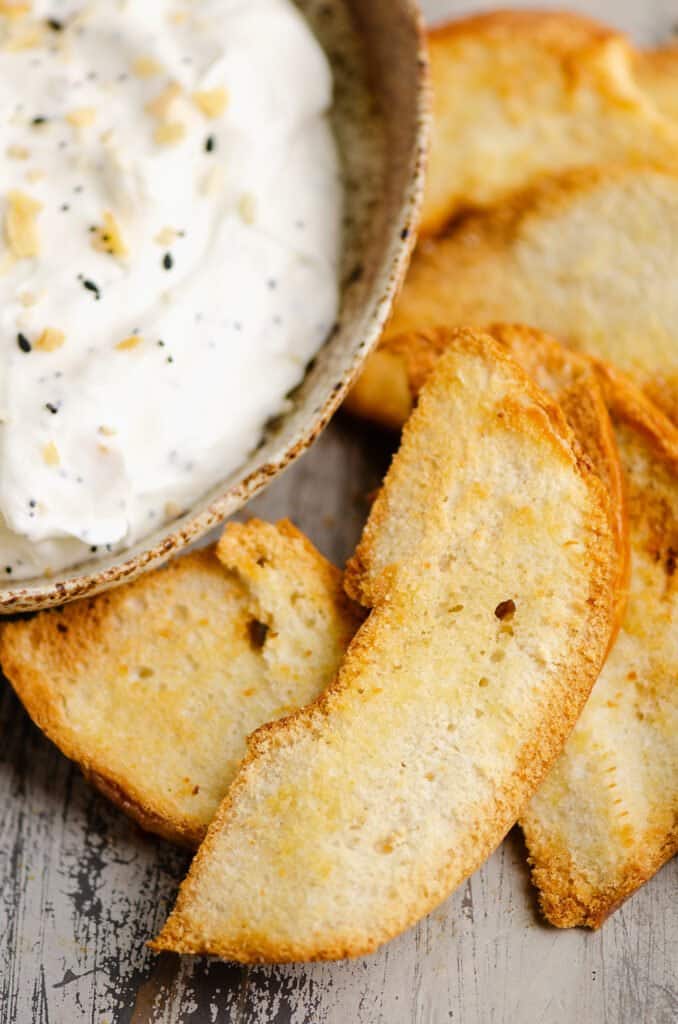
[0,0,430,612]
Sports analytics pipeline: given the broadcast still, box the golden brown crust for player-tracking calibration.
[346,323,629,637]
[488,325,630,637]
[152,328,617,962]
[428,9,618,50]
[420,11,677,236]
[635,45,678,123]
[0,551,218,846]
[528,826,678,929]
[82,769,204,847]
[216,517,361,634]
[1,523,361,848]
[521,377,678,927]
[381,164,678,426]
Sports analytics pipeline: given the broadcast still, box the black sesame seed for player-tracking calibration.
[17,333,31,353]
[166,355,174,364]
[47,18,64,31]
[45,402,59,415]
[400,227,410,240]
[157,339,165,347]
[205,134,216,153]
[90,545,98,552]
[28,499,36,508]
[31,116,47,126]
[82,278,101,300]
[162,252,174,270]
[60,203,70,212]
[5,566,11,574]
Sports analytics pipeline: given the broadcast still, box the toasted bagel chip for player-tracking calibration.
[422,11,678,235]
[152,329,616,962]
[0,520,361,847]
[521,380,678,927]
[387,166,678,424]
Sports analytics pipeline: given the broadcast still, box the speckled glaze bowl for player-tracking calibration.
[0,0,429,612]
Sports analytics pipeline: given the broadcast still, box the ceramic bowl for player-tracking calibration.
[0,0,429,612]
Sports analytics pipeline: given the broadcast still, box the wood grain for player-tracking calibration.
[2,1,678,1018]
[1,414,676,1024]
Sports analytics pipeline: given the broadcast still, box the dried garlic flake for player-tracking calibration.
[91,210,128,258]
[5,189,42,258]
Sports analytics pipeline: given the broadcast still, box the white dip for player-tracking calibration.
[0,0,342,580]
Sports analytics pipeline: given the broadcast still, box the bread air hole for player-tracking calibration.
[248,618,269,650]
[494,599,516,620]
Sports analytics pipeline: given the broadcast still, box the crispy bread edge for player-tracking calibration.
[344,324,628,629]
[152,329,618,961]
[0,549,221,848]
[521,373,678,928]
[428,9,619,49]
[421,10,628,236]
[217,517,363,635]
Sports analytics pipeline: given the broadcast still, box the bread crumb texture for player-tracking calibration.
[152,329,616,962]
[347,324,629,638]
[421,10,678,234]
[387,166,678,425]
[521,377,678,927]
[0,520,361,847]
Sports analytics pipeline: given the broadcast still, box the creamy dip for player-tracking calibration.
[0,0,341,580]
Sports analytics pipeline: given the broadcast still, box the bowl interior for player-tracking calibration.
[0,0,427,612]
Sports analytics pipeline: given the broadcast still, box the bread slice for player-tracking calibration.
[151,329,617,962]
[386,165,678,424]
[521,376,678,927]
[346,324,629,635]
[421,11,678,236]
[635,45,678,124]
[0,519,361,847]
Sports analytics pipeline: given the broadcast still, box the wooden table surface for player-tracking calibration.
[1,2,677,1022]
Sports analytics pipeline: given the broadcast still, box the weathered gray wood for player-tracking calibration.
[2,2,677,1020]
